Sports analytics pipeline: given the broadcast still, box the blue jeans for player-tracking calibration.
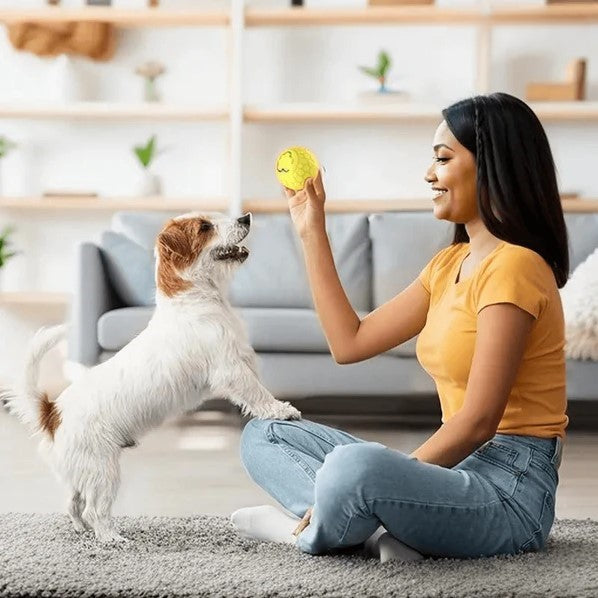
[239,418,563,558]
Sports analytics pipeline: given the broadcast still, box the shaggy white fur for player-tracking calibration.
[560,247,598,361]
[1,212,301,544]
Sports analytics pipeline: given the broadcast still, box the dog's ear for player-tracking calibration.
[157,221,191,266]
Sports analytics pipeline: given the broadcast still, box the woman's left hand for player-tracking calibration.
[293,507,313,536]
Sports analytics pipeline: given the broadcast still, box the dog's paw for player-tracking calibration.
[259,401,301,421]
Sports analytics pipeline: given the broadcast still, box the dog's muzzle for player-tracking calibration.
[212,244,249,263]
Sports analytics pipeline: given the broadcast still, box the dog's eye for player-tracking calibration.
[199,222,213,232]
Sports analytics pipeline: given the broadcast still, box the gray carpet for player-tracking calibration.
[0,514,597,598]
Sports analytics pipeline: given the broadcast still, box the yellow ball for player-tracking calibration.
[275,146,319,191]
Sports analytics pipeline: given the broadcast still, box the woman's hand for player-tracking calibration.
[292,507,313,537]
[284,169,326,241]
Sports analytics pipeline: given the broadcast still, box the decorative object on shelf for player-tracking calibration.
[526,58,587,102]
[148,0,160,6]
[291,0,304,6]
[357,50,409,103]
[368,0,434,5]
[0,136,17,197]
[7,19,117,62]
[87,0,112,5]
[47,54,87,103]
[133,135,162,196]
[275,146,319,191]
[135,61,166,103]
[0,226,19,290]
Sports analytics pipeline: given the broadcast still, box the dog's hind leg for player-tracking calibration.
[67,490,89,533]
[81,456,127,543]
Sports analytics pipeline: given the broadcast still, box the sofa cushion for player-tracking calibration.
[111,211,186,249]
[229,213,371,310]
[99,232,156,307]
[564,213,598,270]
[98,306,379,354]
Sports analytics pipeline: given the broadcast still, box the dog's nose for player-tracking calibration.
[237,213,251,226]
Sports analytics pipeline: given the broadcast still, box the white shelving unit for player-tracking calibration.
[1,2,597,309]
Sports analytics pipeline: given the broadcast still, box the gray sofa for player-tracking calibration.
[68,210,598,402]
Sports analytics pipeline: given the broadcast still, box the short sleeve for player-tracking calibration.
[475,249,550,320]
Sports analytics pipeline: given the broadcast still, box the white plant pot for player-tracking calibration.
[136,171,162,197]
[47,54,86,103]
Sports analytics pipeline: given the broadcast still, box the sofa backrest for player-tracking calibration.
[106,210,598,310]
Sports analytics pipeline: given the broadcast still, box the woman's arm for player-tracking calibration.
[287,171,429,364]
[411,302,535,467]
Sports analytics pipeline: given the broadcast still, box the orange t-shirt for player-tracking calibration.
[416,240,568,439]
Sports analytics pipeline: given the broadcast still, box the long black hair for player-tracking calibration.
[441,92,569,288]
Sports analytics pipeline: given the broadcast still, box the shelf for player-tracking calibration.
[0,197,230,211]
[2,197,596,213]
[245,6,480,26]
[0,103,229,122]
[491,4,598,24]
[0,292,70,307]
[244,102,598,123]
[0,8,229,27]
[245,198,598,213]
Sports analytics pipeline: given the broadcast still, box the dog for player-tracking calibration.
[1,211,301,543]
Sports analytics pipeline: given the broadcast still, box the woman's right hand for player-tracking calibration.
[283,168,326,241]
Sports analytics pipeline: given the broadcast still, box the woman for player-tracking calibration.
[230,92,569,561]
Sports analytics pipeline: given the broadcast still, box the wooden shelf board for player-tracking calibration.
[245,6,480,26]
[0,197,230,211]
[0,103,229,121]
[0,8,229,27]
[0,292,70,307]
[243,198,598,213]
[244,102,598,123]
[492,4,598,24]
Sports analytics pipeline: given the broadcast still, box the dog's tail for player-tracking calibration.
[1,324,67,436]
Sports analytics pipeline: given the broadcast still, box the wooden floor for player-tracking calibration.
[0,408,596,521]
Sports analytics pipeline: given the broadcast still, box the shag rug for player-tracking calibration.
[0,513,597,598]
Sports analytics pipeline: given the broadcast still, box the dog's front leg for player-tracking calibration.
[209,360,301,421]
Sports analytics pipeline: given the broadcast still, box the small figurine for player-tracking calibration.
[135,61,166,103]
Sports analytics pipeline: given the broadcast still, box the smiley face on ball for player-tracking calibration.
[275,146,319,191]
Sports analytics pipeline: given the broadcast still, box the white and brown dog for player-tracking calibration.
[1,211,301,543]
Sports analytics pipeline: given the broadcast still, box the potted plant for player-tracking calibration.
[0,225,18,290]
[0,135,17,197]
[357,50,408,103]
[133,134,162,196]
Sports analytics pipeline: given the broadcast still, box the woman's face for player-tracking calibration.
[425,120,478,223]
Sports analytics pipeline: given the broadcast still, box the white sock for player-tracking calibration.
[377,530,424,563]
[230,505,300,544]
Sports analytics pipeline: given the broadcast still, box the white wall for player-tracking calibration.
[0,0,596,383]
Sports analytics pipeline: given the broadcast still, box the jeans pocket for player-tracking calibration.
[470,440,529,499]
[519,491,555,552]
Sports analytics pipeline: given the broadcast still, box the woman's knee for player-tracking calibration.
[316,442,387,501]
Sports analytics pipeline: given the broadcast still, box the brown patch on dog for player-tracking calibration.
[156,217,215,297]
[39,393,61,440]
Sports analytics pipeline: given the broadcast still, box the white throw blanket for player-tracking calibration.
[559,247,598,361]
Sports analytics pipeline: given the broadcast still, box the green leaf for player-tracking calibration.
[377,50,391,77]
[133,135,157,168]
[359,66,381,78]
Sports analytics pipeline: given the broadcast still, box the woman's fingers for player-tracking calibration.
[313,168,326,200]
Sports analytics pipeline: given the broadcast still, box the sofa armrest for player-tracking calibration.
[68,242,122,367]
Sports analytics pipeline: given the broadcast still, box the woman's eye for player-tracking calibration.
[434,157,449,163]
